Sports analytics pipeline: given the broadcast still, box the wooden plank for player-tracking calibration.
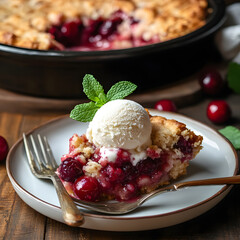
[45,218,90,240]
[0,113,23,239]
[1,113,59,240]
[44,218,153,240]
[3,196,46,240]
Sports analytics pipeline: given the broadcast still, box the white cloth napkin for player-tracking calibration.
[215,3,240,63]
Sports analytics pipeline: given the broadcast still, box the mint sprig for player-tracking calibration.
[227,62,240,94]
[70,74,137,122]
[219,126,240,150]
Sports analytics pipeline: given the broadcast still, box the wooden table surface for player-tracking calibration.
[0,90,239,239]
[0,1,240,238]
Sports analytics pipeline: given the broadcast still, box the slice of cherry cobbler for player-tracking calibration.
[56,76,203,202]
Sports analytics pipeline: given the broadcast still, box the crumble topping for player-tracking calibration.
[64,134,94,163]
[0,0,208,50]
[83,160,102,177]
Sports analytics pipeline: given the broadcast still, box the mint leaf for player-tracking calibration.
[70,102,99,122]
[219,126,240,150]
[227,62,240,94]
[106,81,137,101]
[83,74,107,103]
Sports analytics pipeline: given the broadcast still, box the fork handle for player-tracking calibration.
[174,175,240,189]
[51,173,84,226]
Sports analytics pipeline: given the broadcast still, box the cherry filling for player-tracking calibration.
[58,136,193,202]
[49,20,83,48]
[48,10,141,50]
[58,150,168,201]
[174,136,193,155]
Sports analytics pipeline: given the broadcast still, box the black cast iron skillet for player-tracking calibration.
[0,0,225,98]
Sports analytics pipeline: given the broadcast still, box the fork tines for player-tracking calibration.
[23,133,58,176]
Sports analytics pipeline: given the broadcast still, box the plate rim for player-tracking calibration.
[6,111,239,221]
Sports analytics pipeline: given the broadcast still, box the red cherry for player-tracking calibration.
[48,26,61,38]
[0,136,9,162]
[199,70,224,96]
[99,17,123,38]
[154,99,177,112]
[73,176,100,202]
[207,100,231,124]
[61,21,80,39]
[58,158,83,183]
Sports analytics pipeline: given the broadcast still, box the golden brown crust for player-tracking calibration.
[169,160,189,180]
[149,114,203,189]
[150,115,203,153]
[150,115,187,149]
[0,0,208,50]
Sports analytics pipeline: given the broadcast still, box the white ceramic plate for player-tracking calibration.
[6,110,238,231]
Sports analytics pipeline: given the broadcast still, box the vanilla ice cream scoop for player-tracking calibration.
[86,99,152,150]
